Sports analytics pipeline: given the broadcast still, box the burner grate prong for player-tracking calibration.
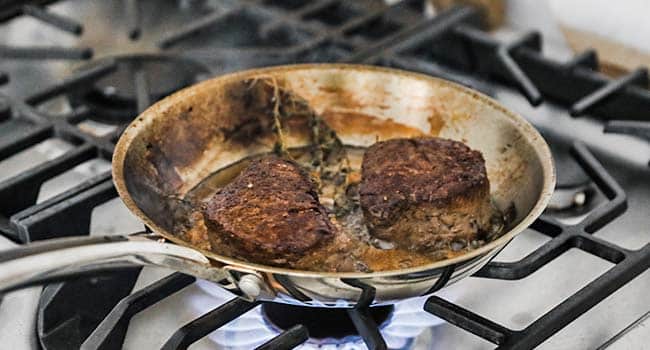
[388,55,494,95]
[255,325,309,350]
[0,45,92,60]
[563,49,599,71]
[570,68,649,117]
[425,296,511,345]
[81,272,195,350]
[497,31,543,106]
[157,7,238,49]
[453,25,543,106]
[0,123,52,162]
[0,144,95,218]
[346,308,388,350]
[0,99,9,122]
[10,175,115,242]
[123,0,141,40]
[0,71,8,85]
[604,120,650,143]
[570,233,627,264]
[64,105,92,124]
[570,142,627,233]
[342,6,477,64]
[133,68,150,113]
[341,278,376,308]
[292,0,339,18]
[22,4,83,35]
[604,120,650,166]
[473,228,571,280]
[340,279,388,349]
[161,297,259,350]
[26,59,118,105]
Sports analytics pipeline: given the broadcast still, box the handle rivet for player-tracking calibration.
[239,274,263,298]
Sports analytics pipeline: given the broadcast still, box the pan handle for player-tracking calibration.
[0,234,230,295]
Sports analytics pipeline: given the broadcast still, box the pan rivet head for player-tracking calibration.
[239,274,263,298]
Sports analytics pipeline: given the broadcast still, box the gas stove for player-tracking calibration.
[1,1,649,349]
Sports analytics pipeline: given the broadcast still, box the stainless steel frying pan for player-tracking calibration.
[0,64,555,307]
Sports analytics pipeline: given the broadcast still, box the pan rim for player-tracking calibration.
[112,63,556,279]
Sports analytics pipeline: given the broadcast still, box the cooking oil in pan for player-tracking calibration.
[181,145,507,272]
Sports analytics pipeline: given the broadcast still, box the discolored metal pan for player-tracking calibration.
[0,64,555,307]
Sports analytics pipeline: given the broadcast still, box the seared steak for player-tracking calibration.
[203,156,335,265]
[359,137,492,252]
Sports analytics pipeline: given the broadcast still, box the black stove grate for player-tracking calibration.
[0,1,90,60]
[0,1,649,349]
[425,142,650,349]
[36,140,646,350]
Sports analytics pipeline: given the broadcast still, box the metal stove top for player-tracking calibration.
[0,1,649,349]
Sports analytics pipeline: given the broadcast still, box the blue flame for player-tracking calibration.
[185,279,451,349]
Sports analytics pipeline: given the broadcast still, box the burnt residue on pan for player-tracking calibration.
[171,78,510,273]
[321,110,424,140]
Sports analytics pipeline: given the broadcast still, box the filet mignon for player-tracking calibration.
[359,137,492,252]
[203,156,335,266]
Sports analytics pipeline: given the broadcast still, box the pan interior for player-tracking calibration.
[115,64,554,276]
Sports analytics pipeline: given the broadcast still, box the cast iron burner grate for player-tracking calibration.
[36,140,646,350]
[67,54,210,124]
[0,1,649,349]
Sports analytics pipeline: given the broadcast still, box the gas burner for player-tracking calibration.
[68,54,210,124]
[262,303,393,342]
[183,280,444,349]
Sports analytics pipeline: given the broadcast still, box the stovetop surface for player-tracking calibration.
[0,1,649,349]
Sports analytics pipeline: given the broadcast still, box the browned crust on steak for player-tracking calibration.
[359,137,492,251]
[203,156,335,265]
